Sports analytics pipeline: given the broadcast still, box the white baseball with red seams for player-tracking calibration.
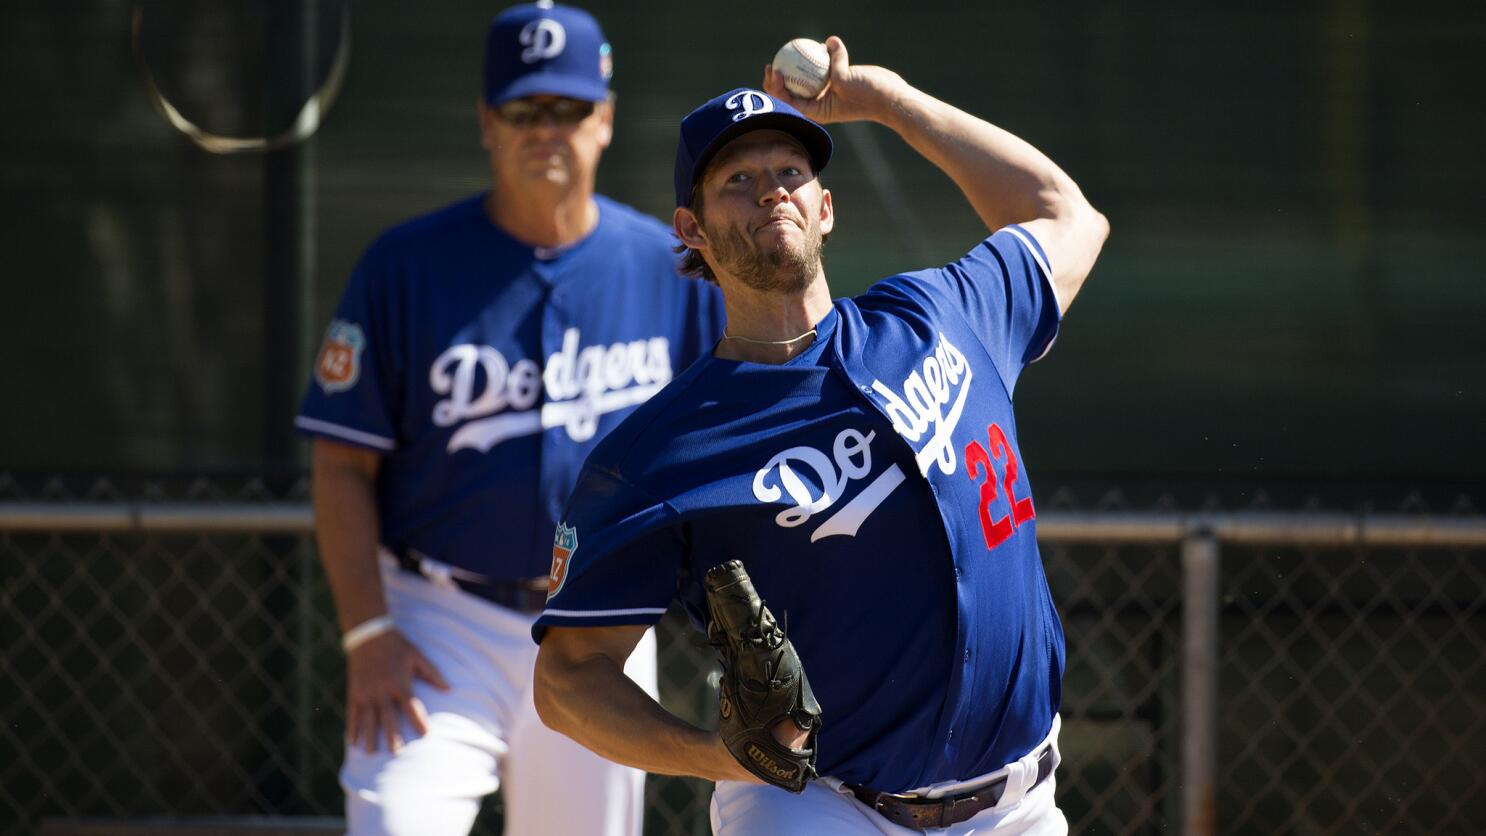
[772,38,831,98]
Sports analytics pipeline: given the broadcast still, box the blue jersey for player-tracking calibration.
[296,193,725,581]
[535,226,1064,792]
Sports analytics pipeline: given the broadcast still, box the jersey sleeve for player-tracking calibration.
[917,224,1062,395]
[294,244,403,452]
[533,463,685,643]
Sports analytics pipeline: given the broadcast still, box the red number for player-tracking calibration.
[987,424,1036,526]
[965,439,1013,550]
[963,423,1037,552]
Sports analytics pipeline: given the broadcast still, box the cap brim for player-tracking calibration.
[488,73,609,105]
[686,113,832,204]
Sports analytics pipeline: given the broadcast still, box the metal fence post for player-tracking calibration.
[1182,530,1219,836]
[296,536,318,808]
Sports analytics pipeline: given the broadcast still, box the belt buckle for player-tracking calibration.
[872,790,941,829]
[943,790,990,827]
[410,550,459,590]
[871,790,920,813]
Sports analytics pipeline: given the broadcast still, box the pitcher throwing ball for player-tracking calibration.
[532,36,1108,835]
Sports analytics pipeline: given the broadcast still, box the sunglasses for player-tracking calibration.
[493,97,597,126]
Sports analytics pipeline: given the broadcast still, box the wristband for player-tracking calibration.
[341,614,396,653]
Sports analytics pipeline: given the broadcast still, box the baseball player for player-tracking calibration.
[295,4,724,835]
[530,37,1107,835]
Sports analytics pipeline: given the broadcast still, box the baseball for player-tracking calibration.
[772,38,831,99]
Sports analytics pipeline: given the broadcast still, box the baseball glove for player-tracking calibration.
[704,559,822,792]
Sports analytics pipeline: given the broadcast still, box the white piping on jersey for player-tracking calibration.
[540,606,669,618]
[446,382,667,453]
[1001,225,1061,363]
[295,416,397,451]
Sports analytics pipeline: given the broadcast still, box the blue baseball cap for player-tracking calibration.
[484,2,612,105]
[674,88,833,207]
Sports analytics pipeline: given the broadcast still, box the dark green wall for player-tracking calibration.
[2,0,1483,484]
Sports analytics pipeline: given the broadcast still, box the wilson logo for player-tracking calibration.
[746,743,798,781]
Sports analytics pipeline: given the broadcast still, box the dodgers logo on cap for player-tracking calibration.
[519,18,566,63]
[485,2,611,105]
[725,90,774,121]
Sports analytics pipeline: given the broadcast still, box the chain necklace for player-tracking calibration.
[720,328,818,347]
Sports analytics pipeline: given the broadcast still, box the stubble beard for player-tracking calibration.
[708,215,823,295]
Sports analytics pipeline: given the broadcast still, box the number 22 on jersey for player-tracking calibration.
[964,423,1036,551]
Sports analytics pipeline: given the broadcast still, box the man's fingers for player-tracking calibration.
[345,701,361,745]
[382,701,405,753]
[350,702,379,752]
[825,35,848,75]
[344,643,444,755]
[763,63,823,122]
[362,703,383,754]
[412,652,451,691]
[762,64,790,102]
[762,39,850,123]
[406,695,431,737]
[772,717,811,751]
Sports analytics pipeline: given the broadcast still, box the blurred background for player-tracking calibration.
[2,1,1482,834]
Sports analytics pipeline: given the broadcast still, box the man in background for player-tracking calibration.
[295,4,723,833]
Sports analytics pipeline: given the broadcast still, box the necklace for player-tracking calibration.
[720,328,818,347]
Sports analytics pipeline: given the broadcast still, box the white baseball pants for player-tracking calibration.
[340,557,657,836]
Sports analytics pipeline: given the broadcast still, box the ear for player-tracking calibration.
[593,99,614,150]
[818,187,835,236]
[674,206,707,250]
[477,100,497,150]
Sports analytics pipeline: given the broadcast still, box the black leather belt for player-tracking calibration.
[392,549,550,614]
[847,744,1057,830]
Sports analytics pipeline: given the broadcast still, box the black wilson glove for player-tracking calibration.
[704,559,822,792]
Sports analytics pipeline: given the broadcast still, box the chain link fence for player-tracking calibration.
[3,475,1484,835]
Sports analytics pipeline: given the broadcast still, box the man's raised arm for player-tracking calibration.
[765,37,1109,312]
